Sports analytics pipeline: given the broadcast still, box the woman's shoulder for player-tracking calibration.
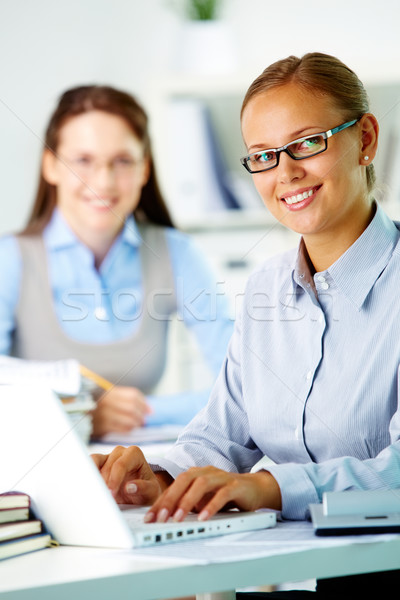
[0,234,22,282]
[164,226,193,246]
[0,233,20,257]
[247,247,298,285]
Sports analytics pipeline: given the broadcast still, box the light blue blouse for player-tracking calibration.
[158,204,400,519]
[0,210,234,425]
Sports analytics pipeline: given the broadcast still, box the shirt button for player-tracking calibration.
[94,307,107,320]
[319,314,324,324]
[320,282,329,290]
[317,275,326,282]
[295,427,300,440]
[306,370,313,380]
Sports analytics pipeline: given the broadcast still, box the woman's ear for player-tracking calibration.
[359,113,379,165]
[42,149,59,185]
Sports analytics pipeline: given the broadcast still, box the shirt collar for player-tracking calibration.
[328,204,400,309]
[43,208,142,251]
[292,203,400,309]
[292,238,317,297]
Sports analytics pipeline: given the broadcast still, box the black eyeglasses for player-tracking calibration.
[240,119,359,174]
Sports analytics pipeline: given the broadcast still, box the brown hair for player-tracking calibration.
[241,52,376,193]
[23,85,174,234]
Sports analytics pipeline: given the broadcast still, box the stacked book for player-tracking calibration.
[0,492,54,560]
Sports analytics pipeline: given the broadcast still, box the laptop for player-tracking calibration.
[0,385,276,548]
[310,489,400,536]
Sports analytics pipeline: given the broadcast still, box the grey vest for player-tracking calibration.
[12,226,177,393]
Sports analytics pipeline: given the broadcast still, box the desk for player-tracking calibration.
[1,523,400,600]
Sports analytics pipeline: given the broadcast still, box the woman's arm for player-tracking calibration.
[0,235,22,354]
[167,229,234,376]
[266,437,400,521]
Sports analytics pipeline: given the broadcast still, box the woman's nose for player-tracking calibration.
[90,162,116,189]
[276,151,305,184]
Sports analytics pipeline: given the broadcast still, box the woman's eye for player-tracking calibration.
[254,151,274,163]
[299,137,321,151]
[75,156,91,165]
[114,157,135,167]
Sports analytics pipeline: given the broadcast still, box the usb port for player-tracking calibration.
[155,534,162,543]
[198,527,205,533]
[187,529,194,535]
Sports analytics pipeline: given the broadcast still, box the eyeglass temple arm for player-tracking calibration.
[326,119,359,138]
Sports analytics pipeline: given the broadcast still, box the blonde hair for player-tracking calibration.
[241,52,375,192]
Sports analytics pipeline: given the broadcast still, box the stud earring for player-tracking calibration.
[364,155,369,161]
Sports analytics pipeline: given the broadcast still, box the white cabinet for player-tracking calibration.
[145,72,266,228]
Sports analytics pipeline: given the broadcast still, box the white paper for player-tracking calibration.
[0,356,81,396]
[100,425,183,445]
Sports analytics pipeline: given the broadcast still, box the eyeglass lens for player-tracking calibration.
[245,134,327,173]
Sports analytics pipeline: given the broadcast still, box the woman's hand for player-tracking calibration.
[91,445,173,505]
[91,385,152,437]
[144,466,282,523]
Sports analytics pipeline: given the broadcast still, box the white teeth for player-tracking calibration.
[284,189,314,205]
[88,198,113,208]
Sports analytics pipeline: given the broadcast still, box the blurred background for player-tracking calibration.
[1,0,400,234]
[1,0,400,395]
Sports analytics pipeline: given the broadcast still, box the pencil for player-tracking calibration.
[79,365,114,391]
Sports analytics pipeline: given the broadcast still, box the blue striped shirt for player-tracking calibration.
[160,203,400,519]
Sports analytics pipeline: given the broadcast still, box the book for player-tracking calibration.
[0,519,42,543]
[0,492,30,523]
[0,508,29,524]
[0,533,52,561]
[0,491,30,510]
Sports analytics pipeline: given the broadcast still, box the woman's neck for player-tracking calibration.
[304,202,376,273]
[85,233,116,270]
[58,210,122,270]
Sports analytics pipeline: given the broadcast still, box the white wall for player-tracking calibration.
[1,0,400,235]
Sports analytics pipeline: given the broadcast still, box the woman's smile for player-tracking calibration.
[280,184,322,209]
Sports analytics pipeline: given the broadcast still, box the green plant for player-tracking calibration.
[167,0,221,21]
[186,0,221,20]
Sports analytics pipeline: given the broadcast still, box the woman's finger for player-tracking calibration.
[90,453,108,469]
[121,477,162,506]
[172,469,235,520]
[148,468,203,521]
[149,467,229,522]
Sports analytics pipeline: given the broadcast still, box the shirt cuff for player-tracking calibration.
[149,457,186,480]
[264,462,320,520]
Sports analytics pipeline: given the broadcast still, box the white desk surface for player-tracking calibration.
[3,438,399,598]
[1,523,400,600]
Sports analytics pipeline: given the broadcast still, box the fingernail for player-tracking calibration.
[144,511,154,523]
[198,509,209,521]
[157,508,169,523]
[173,508,184,522]
[126,483,137,494]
